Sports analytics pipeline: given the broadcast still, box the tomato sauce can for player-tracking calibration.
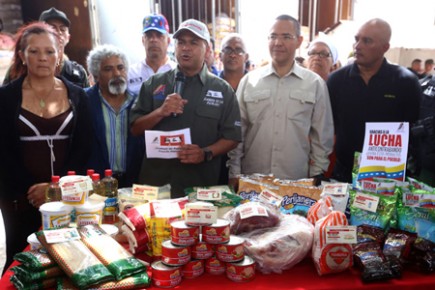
[170,220,199,246]
[226,256,256,282]
[151,260,182,288]
[201,219,230,244]
[205,256,226,275]
[215,235,244,262]
[191,241,214,259]
[161,240,191,266]
[182,259,204,279]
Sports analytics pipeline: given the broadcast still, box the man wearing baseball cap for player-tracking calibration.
[127,13,176,96]
[39,7,89,88]
[130,19,242,198]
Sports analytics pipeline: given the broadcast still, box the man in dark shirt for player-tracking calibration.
[39,7,89,88]
[327,18,420,183]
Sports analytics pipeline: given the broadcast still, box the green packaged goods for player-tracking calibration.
[36,230,114,288]
[349,189,397,230]
[13,250,56,271]
[78,224,146,280]
[56,272,151,290]
[10,265,63,283]
[9,276,57,290]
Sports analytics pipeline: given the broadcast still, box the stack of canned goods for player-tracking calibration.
[150,218,256,288]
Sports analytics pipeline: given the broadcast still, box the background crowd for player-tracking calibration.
[0,7,433,273]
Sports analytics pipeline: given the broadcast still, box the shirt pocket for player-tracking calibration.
[287,90,316,129]
[195,104,221,124]
[244,89,272,123]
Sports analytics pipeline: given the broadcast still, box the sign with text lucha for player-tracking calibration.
[358,122,409,182]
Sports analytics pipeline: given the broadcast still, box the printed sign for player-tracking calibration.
[145,128,192,158]
[358,122,409,181]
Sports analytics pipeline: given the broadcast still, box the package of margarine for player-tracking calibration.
[60,175,92,205]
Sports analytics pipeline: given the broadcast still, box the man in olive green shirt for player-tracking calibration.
[130,19,241,198]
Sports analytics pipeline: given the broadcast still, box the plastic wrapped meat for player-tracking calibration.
[240,214,314,274]
[224,202,281,235]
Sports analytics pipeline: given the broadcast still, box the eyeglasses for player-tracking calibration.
[268,34,297,42]
[307,51,331,59]
[221,47,245,56]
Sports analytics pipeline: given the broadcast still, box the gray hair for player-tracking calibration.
[86,44,129,79]
[220,33,247,52]
[275,14,301,37]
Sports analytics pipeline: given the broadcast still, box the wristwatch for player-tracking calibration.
[202,147,213,162]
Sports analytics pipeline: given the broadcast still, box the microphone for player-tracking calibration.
[172,72,185,117]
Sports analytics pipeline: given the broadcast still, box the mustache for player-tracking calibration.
[108,76,127,94]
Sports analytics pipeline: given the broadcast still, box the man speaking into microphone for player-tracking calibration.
[130,19,242,198]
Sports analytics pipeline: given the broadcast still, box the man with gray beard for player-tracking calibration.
[85,44,143,187]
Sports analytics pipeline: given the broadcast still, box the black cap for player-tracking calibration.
[39,7,71,27]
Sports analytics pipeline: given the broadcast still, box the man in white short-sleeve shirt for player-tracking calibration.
[127,13,177,96]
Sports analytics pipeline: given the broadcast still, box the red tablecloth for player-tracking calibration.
[1,257,434,290]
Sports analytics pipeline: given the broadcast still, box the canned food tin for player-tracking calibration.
[201,219,230,244]
[161,240,191,266]
[191,241,214,260]
[205,256,226,275]
[182,259,204,279]
[151,261,182,288]
[226,256,256,282]
[215,235,244,262]
[170,220,199,246]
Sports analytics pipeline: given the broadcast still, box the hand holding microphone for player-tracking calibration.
[172,72,186,117]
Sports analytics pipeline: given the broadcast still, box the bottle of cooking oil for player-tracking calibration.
[45,175,61,202]
[101,169,119,224]
[90,173,104,196]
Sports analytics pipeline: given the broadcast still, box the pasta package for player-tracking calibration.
[237,176,279,203]
[10,265,63,283]
[10,276,57,290]
[56,272,151,290]
[13,250,57,271]
[78,224,147,280]
[278,183,322,217]
[36,230,114,289]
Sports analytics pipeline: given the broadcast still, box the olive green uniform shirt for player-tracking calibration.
[130,65,241,197]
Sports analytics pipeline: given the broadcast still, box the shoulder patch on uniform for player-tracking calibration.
[153,84,166,101]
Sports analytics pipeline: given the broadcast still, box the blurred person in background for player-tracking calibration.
[306,37,339,178]
[206,38,219,75]
[421,58,434,79]
[407,58,423,78]
[2,7,89,87]
[0,22,92,269]
[128,13,176,97]
[306,38,338,81]
[217,33,249,185]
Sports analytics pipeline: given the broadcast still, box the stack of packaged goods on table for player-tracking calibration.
[10,225,150,290]
[233,173,434,283]
[10,250,62,290]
